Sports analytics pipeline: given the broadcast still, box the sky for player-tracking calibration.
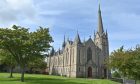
[0,0,140,53]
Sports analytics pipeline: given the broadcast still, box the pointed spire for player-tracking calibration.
[50,47,55,56]
[58,48,61,54]
[106,29,107,34]
[98,1,104,34]
[89,35,91,38]
[106,29,108,37]
[74,31,81,44]
[94,30,96,41]
[99,0,101,12]
[94,30,96,36]
[62,35,66,48]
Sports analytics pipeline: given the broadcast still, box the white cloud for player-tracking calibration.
[0,0,140,52]
[0,0,37,27]
[6,0,32,10]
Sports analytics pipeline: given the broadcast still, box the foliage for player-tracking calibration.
[127,46,140,80]
[28,57,47,74]
[0,49,17,67]
[112,71,121,78]
[0,25,53,82]
[107,45,140,81]
[0,49,17,77]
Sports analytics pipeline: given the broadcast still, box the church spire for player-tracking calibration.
[74,31,81,44]
[98,1,104,34]
[62,35,66,48]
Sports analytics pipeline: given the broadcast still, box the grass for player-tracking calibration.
[0,73,120,84]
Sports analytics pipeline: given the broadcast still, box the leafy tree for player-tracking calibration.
[107,46,140,84]
[107,46,127,77]
[0,25,53,82]
[112,71,121,78]
[28,57,47,74]
[126,46,140,83]
[0,49,17,78]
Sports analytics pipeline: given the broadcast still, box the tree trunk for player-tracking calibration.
[9,66,14,78]
[21,67,25,82]
[29,67,33,74]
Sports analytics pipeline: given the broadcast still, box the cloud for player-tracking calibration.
[0,0,140,53]
[0,0,37,27]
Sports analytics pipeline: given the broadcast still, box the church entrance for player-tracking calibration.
[88,67,92,78]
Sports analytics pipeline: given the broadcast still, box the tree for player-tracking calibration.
[28,57,47,74]
[0,49,17,78]
[107,46,127,77]
[126,46,140,83]
[107,45,140,84]
[112,71,121,78]
[0,25,53,82]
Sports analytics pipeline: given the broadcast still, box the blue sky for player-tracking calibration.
[0,0,140,53]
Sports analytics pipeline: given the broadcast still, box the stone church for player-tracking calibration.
[47,4,110,78]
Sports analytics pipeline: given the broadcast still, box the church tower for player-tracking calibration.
[94,3,109,78]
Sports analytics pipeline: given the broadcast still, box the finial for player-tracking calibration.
[77,29,79,34]
[59,48,60,54]
[89,35,91,38]
[106,29,108,36]
[99,0,101,6]
[62,35,66,48]
[64,35,65,42]
[94,30,96,36]
[98,0,101,11]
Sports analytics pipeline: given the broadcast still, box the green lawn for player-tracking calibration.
[0,73,120,84]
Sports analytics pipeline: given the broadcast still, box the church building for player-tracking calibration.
[47,4,110,78]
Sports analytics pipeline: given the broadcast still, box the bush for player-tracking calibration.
[112,71,121,78]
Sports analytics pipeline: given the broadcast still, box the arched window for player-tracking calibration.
[87,47,92,61]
